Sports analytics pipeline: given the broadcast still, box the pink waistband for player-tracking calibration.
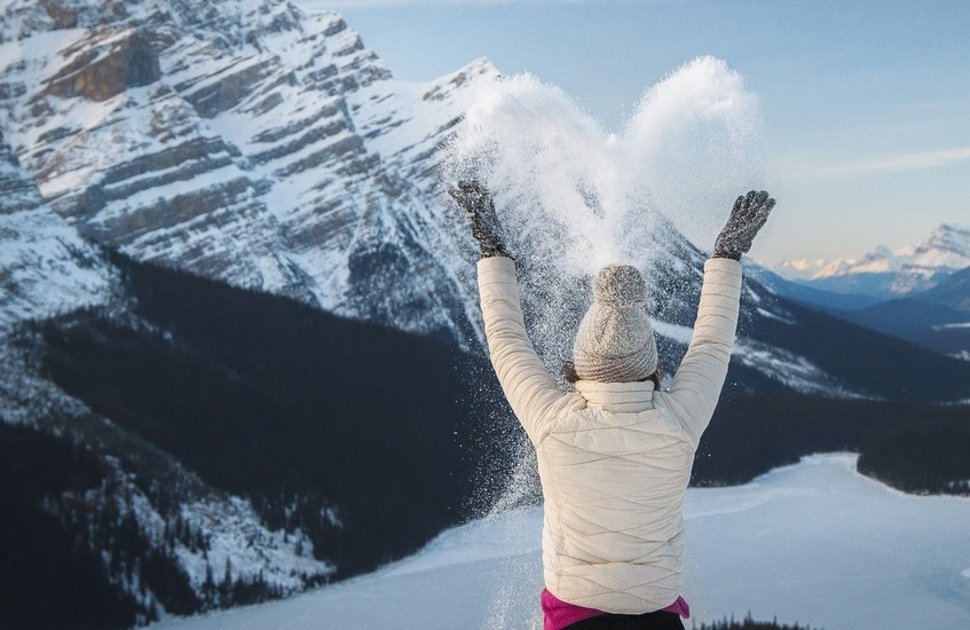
[541,589,690,630]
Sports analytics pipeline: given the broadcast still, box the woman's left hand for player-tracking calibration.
[713,190,775,260]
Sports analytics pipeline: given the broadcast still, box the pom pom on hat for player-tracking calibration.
[593,264,649,308]
[573,264,658,383]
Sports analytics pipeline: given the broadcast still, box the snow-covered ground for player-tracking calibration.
[152,454,970,630]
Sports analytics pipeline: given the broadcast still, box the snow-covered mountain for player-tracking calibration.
[0,0,495,346]
[0,0,872,398]
[0,1,502,619]
[761,225,970,358]
[2,126,338,620]
[773,223,970,299]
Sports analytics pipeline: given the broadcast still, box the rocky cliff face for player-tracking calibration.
[1,0,496,346]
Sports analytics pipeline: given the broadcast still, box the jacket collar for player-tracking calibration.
[574,379,655,413]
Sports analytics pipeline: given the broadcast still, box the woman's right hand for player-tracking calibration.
[447,180,511,258]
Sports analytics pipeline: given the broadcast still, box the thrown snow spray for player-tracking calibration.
[442,55,763,378]
[441,56,763,627]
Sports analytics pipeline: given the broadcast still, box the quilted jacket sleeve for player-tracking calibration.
[477,256,565,443]
[666,257,743,443]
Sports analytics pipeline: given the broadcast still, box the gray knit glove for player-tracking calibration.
[447,180,511,259]
[713,190,775,260]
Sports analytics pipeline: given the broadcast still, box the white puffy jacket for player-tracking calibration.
[477,255,742,614]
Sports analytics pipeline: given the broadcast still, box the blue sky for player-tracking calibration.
[305,0,970,265]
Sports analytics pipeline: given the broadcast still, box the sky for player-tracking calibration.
[301,0,970,266]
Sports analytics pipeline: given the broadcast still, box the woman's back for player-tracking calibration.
[530,379,699,613]
[476,255,743,613]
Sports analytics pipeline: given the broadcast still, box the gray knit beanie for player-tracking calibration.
[572,264,658,383]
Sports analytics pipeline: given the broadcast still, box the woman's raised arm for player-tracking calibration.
[449,181,564,443]
[666,191,774,442]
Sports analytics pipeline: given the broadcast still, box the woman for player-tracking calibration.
[449,182,774,630]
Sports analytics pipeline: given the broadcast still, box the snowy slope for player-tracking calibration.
[150,454,970,630]
[917,265,970,313]
[0,128,113,329]
[762,224,970,360]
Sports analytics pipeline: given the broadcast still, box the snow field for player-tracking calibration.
[151,453,970,630]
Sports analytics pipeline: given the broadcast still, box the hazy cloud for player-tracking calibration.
[846,147,970,176]
[777,146,970,184]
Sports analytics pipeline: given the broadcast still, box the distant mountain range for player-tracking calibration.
[757,225,970,359]
[770,223,970,300]
[2,0,970,627]
[820,267,970,361]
